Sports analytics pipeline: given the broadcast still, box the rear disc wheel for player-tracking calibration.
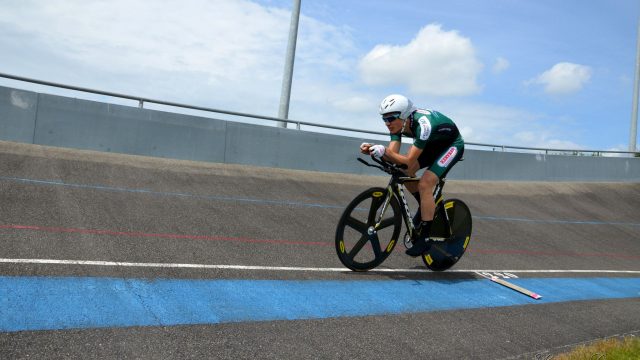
[422,199,472,271]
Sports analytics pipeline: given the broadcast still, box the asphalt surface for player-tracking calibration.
[0,140,639,359]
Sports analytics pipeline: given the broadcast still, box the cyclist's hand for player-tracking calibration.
[369,144,385,158]
[360,142,372,154]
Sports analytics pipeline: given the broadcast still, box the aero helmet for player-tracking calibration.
[379,94,416,119]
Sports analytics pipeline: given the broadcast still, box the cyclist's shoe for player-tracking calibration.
[406,219,432,257]
[405,237,431,257]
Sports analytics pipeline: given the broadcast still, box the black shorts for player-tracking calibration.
[417,137,464,179]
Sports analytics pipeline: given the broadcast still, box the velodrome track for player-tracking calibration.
[0,140,639,359]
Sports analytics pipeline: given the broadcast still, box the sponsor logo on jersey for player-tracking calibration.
[418,118,431,141]
[438,147,458,167]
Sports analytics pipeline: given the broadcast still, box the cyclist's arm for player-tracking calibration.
[384,144,422,166]
[387,140,401,154]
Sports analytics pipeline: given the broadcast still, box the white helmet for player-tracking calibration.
[378,94,416,119]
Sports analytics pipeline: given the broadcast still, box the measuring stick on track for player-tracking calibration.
[477,272,543,300]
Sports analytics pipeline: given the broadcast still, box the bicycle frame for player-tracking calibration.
[370,158,452,241]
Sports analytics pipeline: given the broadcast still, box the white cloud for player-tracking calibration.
[330,95,376,113]
[528,62,592,95]
[513,131,582,150]
[444,102,536,145]
[0,2,592,151]
[601,145,635,157]
[1,1,288,77]
[492,57,510,74]
[433,101,583,150]
[0,0,355,117]
[358,24,483,96]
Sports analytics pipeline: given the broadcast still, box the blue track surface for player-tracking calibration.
[2,276,639,332]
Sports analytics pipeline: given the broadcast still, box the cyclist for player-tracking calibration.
[360,94,464,257]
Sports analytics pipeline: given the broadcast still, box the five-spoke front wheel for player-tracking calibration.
[335,187,402,271]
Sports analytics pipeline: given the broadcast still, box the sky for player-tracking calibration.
[0,0,638,152]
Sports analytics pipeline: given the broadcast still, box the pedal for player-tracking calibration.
[403,232,413,249]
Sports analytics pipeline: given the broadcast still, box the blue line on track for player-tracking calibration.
[472,216,640,227]
[1,276,639,332]
[0,175,343,210]
[1,175,639,227]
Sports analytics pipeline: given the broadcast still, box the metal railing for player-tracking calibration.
[1,71,638,156]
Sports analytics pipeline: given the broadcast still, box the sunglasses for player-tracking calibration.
[382,112,401,123]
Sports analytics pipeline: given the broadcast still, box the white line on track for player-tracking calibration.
[1,258,640,274]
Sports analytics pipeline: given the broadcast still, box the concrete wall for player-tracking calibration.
[0,86,38,143]
[1,85,639,181]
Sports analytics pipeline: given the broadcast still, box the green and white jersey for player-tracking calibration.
[390,109,462,149]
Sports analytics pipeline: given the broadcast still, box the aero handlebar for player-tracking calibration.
[357,156,408,176]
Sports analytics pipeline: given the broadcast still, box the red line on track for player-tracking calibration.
[1,224,639,260]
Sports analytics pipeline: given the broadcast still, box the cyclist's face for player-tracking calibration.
[385,118,403,133]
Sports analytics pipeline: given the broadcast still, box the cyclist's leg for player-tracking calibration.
[406,170,438,256]
[405,153,437,256]
[418,170,439,222]
[406,137,464,256]
[414,147,441,223]
[406,139,464,256]
[403,160,420,192]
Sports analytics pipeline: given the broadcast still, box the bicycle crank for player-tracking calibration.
[403,232,413,249]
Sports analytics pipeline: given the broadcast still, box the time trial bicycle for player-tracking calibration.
[335,156,472,271]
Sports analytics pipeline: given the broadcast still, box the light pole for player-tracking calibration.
[277,0,301,128]
[630,15,640,153]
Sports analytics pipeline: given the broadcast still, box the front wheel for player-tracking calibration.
[335,187,403,271]
[422,199,472,271]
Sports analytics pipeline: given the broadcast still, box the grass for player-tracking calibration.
[552,336,640,359]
